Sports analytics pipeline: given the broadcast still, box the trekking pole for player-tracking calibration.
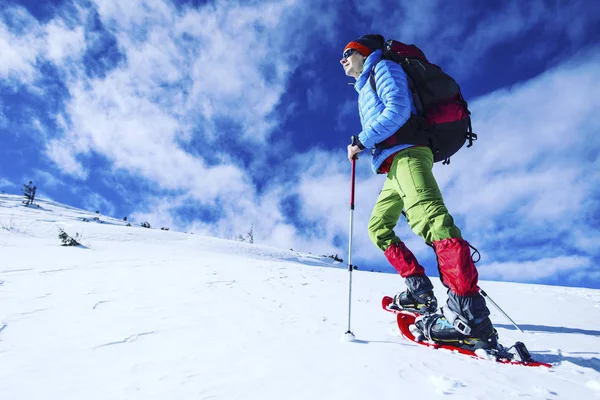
[342,138,358,342]
[480,288,524,333]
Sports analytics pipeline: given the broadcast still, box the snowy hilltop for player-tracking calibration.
[1,193,599,399]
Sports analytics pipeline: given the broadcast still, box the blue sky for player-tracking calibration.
[1,0,599,288]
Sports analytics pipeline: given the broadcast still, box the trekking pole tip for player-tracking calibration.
[341,331,356,342]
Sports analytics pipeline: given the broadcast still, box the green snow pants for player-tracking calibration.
[368,146,462,250]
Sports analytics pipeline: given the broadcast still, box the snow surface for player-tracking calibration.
[1,193,599,399]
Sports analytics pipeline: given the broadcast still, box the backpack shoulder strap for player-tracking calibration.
[368,60,382,93]
[369,72,376,93]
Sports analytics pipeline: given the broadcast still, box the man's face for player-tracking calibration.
[340,48,365,78]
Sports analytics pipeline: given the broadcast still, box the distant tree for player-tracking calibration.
[247,224,254,244]
[235,225,254,243]
[123,217,127,221]
[324,254,343,263]
[141,222,151,228]
[95,210,100,214]
[161,227,170,231]
[58,228,81,246]
[22,181,37,206]
[126,223,132,227]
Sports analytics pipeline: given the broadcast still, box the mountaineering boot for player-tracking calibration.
[391,290,438,314]
[414,312,499,350]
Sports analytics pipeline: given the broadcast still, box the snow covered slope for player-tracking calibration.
[1,194,599,399]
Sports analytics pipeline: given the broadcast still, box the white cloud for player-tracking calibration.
[572,231,600,256]
[83,192,115,216]
[0,19,41,82]
[478,256,590,281]
[0,5,87,83]
[45,139,88,180]
[45,20,86,65]
[32,169,65,190]
[0,178,14,188]
[85,0,327,144]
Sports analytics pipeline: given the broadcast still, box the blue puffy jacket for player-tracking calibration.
[355,49,417,174]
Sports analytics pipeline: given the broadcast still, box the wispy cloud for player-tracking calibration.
[83,192,115,216]
[32,169,66,190]
[0,178,14,189]
[478,256,589,282]
[0,14,40,82]
[0,5,85,82]
[45,139,88,179]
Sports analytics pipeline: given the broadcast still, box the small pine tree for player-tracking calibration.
[141,222,151,228]
[22,181,37,206]
[58,228,81,246]
[123,217,127,221]
[247,224,254,244]
[325,254,343,263]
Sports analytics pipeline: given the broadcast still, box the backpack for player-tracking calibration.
[370,40,477,164]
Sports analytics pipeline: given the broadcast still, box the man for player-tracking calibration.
[341,34,498,350]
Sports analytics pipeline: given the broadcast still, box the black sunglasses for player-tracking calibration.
[342,48,360,59]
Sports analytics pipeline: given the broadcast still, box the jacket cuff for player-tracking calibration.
[356,139,365,150]
[357,132,373,150]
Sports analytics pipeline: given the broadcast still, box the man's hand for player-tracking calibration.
[347,144,362,161]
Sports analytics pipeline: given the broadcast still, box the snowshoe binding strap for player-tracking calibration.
[441,306,472,336]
